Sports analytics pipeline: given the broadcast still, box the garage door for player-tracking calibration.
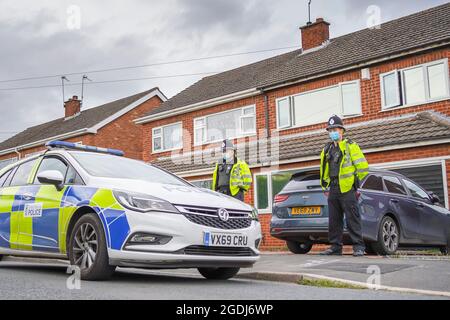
[390,164,445,206]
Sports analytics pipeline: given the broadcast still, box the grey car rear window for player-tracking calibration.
[383,175,407,195]
[362,175,384,191]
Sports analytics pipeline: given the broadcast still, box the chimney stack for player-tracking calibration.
[300,17,330,51]
[64,95,81,118]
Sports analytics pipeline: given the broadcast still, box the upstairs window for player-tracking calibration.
[152,122,183,153]
[194,105,256,145]
[380,59,449,110]
[276,80,362,129]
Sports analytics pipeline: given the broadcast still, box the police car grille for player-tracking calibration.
[183,245,256,257]
[182,212,251,229]
[175,205,252,230]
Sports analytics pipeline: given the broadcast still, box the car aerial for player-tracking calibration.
[0,141,262,280]
[270,169,450,256]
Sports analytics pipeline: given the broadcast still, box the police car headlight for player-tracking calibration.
[113,190,179,213]
[250,207,259,221]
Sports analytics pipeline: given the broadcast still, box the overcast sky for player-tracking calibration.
[0,0,447,141]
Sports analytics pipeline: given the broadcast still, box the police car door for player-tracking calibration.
[6,158,40,251]
[30,156,70,252]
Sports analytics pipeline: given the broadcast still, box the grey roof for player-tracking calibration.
[145,3,450,117]
[152,111,450,174]
[0,88,159,152]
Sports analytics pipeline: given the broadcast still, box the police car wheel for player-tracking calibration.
[286,240,313,254]
[198,267,240,280]
[68,213,116,281]
[372,216,399,256]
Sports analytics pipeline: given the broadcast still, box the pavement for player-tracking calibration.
[235,252,450,297]
[0,257,447,300]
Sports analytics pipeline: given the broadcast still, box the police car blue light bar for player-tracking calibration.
[45,140,124,156]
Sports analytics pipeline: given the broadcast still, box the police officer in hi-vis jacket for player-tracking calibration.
[319,115,369,257]
[212,139,252,202]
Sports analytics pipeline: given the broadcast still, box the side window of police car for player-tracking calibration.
[9,159,38,187]
[34,156,83,186]
[34,157,68,185]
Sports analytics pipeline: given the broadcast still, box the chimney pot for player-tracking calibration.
[300,17,330,51]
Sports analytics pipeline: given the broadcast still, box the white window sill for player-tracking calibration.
[151,147,183,155]
[380,96,450,113]
[275,114,364,132]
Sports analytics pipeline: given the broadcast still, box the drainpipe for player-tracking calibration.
[263,92,270,139]
[14,148,21,160]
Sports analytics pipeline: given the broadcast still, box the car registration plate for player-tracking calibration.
[203,231,248,247]
[291,206,321,215]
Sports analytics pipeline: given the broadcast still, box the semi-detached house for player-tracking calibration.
[137,4,450,250]
[0,88,166,167]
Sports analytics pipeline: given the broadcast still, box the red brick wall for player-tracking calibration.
[143,48,450,163]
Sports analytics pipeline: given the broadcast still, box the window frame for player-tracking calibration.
[152,121,183,154]
[275,80,362,130]
[193,105,257,146]
[0,157,18,170]
[381,58,450,110]
[380,70,401,109]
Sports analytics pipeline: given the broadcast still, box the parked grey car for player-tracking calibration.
[270,170,450,255]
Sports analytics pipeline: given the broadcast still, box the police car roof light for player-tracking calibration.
[45,140,124,156]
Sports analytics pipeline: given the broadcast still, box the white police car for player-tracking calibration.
[0,141,262,280]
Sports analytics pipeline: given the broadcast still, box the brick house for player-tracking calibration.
[0,88,166,167]
[136,4,450,250]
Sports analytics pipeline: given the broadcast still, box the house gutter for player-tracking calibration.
[0,128,94,156]
[14,148,21,160]
[134,88,260,124]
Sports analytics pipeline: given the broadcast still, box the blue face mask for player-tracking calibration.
[329,131,340,142]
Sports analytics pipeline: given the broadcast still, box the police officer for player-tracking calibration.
[212,139,252,201]
[319,115,369,256]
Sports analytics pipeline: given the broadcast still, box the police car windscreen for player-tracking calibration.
[70,151,188,186]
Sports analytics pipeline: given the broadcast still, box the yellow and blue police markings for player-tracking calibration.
[0,185,131,253]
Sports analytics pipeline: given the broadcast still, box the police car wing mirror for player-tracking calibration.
[37,170,64,191]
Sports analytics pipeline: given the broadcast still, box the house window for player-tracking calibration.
[0,157,18,170]
[381,59,449,110]
[194,105,256,145]
[276,80,361,129]
[152,122,183,153]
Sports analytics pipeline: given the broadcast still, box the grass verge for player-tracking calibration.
[298,277,366,290]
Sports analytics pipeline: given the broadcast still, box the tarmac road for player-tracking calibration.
[0,258,447,300]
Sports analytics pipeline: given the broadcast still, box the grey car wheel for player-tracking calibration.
[68,213,116,280]
[372,216,399,256]
[286,240,313,254]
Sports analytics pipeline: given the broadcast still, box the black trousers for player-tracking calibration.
[328,189,365,250]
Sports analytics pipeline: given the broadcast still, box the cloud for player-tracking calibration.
[0,0,448,142]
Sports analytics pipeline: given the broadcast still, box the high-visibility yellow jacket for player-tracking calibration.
[212,159,252,196]
[320,139,369,193]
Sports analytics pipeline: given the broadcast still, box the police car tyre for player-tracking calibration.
[372,216,399,256]
[286,240,313,254]
[68,213,116,281]
[198,267,240,280]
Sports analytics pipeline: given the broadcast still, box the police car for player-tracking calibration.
[0,141,261,280]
